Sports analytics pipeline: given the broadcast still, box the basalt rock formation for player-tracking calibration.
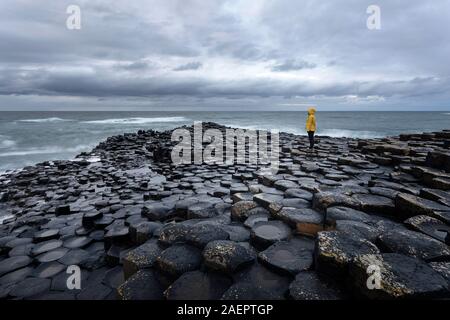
[0,122,449,300]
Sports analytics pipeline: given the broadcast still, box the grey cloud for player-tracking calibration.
[173,62,202,71]
[271,59,317,72]
[0,0,449,110]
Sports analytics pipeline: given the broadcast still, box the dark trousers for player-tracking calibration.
[307,131,315,149]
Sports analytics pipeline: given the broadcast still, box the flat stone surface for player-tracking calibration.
[185,224,229,248]
[315,231,380,278]
[231,201,258,221]
[123,240,163,279]
[58,249,90,265]
[258,238,314,275]
[0,266,34,286]
[349,253,448,299]
[159,224,190,245]
[395,193,450,218]
[221,263,291,300]
[377,228,450,261]
[404,215,450,243]
[33,262,66,278]
[36,247,69,263]
[32,239,63,256]
[335,220,381,242]
[325,206,374,225]
[117,270,165,300]
[33,229,60,243]
[9,277,51,299]
[203,240,256,273]
[250,221,292,250]
[156,244,202,277]
[289,271,344,300]
[253,193,284,209]
[0,255,33,277]
[164,270,232,300]
[77,282,112,300]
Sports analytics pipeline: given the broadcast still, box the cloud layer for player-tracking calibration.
[1,0,449,110]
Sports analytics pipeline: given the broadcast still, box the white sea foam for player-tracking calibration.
[318,129,382,138]
[82,117,188,124]
[222,124,382,138]
[0,135,16,149]
[18,117,73,123]
[0,144,91,157]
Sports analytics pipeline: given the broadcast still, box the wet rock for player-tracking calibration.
[122,240,163,279]
[82,210,102,229]
[165,270,232,300]
[353,194,395,214]
[203,240,256,273]
[33,229,60,243]
[117,269,166,300]
[221,263,291,300]
[159,223,190,245]
[230,201,258,221]
[325,206,373,225]
[187,202,218,219]
[9,277,51,299]
[156,244,202,277]
[404,215,450,243]
[55,205,71,216]
[244,213,269,228]
[222,224,250,242]
[335,220,380,242]
[429,262,450,283]
[63,236,92,249]
[315,231,380,278]
[289,271,345,300]
[0,256,33,276]
[274,180,298,191]
[36,247,69,263]
[312,191,360,212]
[0,266,34,286]
[258,238,314,275]
[377,229,450,261]
[253,193,284,209]
[349,253,448,299]
[77,283,112,300]
[250,221,291,250]
[142,203,173,221]
[33,262,66,278]
[58,249,90,265]
[395,193,449,218]
[185,224,229,248]
[104,226,131,249]
[32,239,63,256]
[284,188,313,201]
[129,221,161,245]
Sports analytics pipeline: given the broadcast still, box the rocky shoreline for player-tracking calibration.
[0,122,449,300]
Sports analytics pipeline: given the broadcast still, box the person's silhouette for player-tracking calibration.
[305,107,316,150]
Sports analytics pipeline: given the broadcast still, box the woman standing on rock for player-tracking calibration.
[306,107,316,150]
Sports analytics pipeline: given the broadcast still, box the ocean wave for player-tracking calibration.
[18,117,73,123]
[82,117,188,124]
[0,144,91,157]
[318,129,382,138]
[0,135,16,149]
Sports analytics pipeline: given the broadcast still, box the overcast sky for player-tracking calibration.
[1,0,450,111]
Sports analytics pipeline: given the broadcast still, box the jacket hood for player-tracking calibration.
[308,108,316,115]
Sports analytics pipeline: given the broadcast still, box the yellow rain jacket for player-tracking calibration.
[306,108,316,132]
